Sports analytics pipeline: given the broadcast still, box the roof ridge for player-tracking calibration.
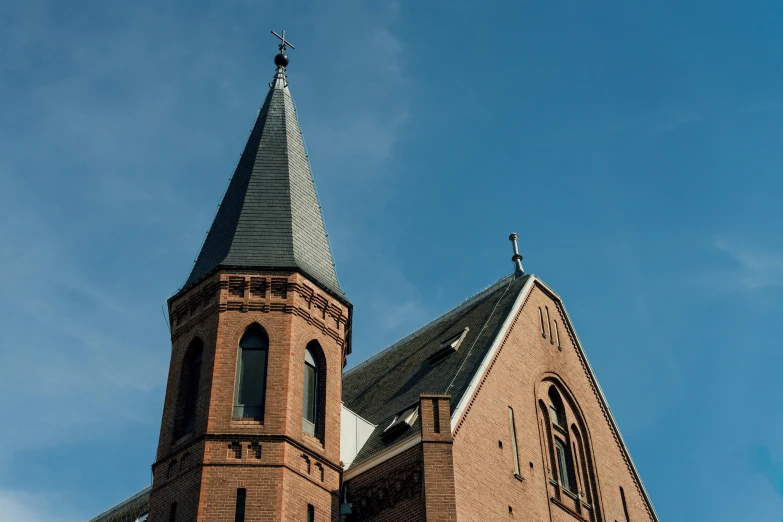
[88,486,151,522]
[343,274,514,378]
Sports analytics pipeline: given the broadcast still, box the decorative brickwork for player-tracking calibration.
[345,445,425,522]
[450,282,656,522]
[149,269,350,521]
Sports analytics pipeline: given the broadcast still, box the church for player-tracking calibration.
[89,33,659,522]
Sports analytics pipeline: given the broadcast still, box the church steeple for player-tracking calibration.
[184,36,345,300]
[151,36,351,522]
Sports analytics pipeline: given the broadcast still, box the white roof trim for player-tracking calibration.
[534,277,660,522]
[450,276,535,431]
[343,434,422,481]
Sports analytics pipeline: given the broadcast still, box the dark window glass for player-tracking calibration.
[182,349,202,433]
[303,348,317,425]
[168,502,177,522]
[175,339,203,438]
[307,504,314,522]
[555,439,570,491]
[234,326,269,420]
[235,488,247,522]
[548,387,565,428]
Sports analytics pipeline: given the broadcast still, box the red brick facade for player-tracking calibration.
[149,269,350,522]
[149,270,655,521]
[339,279,656,522]
[450,281,655,522]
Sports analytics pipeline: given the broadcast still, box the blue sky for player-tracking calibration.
[1,0,782,520]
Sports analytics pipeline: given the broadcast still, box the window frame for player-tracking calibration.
[302,346,318,435]
[233,325,269,421]
[555,438,571,491]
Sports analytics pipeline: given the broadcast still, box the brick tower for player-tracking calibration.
[148,35,352,522]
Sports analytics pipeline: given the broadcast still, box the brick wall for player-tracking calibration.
[450,282,656,522]
[344,445,425,522]
[150,270,349,521]
[420,395,457,522]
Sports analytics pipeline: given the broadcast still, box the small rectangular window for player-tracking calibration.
[235,488,247,522]
[307,504,315,522]
[508,406,521,477]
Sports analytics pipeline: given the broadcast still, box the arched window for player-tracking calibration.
[174,338,203,439]
[302,340,326,440]
[234,324,269,421]
[549,387,565,428]
[539,380,603,521]
[303,346,318,434]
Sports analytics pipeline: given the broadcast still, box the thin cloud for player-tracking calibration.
[712,238,783,291]
[0,488,83,522]
[750,446,783,500]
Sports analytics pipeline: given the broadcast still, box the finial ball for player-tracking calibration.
[274,53,289,67]
[509,233,518,241]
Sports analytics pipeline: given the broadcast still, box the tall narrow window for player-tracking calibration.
[307,504,315,522]
[175,338,203,439]
[234,324,269,420]
[549,387,565,428]
[620,486,630,521]
[168,502,177,522]
[234,488,247,522]
[303,346,318,435]
[554,320,561,348]
[508,407,521,477]
[555,439,570,491]
[302,341,326,440]
[539,380,603,520]
[539,308,546,337]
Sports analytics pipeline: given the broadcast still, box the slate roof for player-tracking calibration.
[183,66,344,299]
[88,486,149,522]
[342,274,527,466]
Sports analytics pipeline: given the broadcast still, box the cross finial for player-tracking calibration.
[271,30,295,53]
[508,233,525,278]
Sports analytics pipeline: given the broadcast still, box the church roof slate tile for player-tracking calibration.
[182,70,344,299]
[88,486,150,522]
[342,274,527,466]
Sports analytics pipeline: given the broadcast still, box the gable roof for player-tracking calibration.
[342,274,528,467]
[182,64,344,300]
[342,274,659,521]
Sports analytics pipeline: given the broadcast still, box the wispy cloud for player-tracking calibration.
[712,237,783,291]
[0,488,83,522]
[750,446,783,499]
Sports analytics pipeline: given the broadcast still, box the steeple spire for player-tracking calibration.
[183,33,346,300]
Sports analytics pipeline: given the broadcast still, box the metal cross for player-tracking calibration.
[271,30,295,52]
